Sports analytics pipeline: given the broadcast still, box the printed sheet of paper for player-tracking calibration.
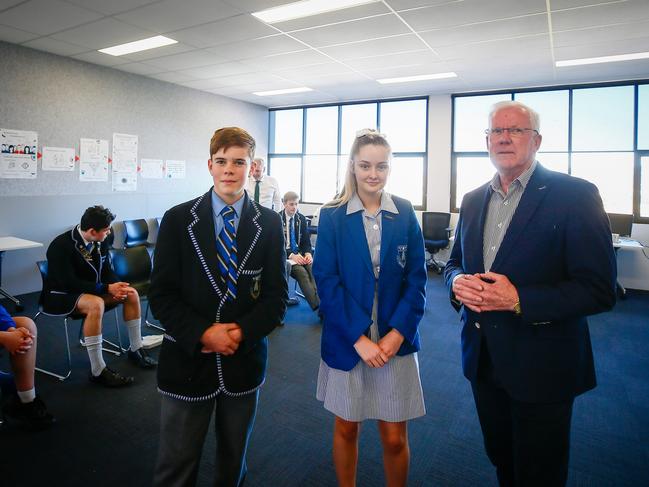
[79,138,109,181]
[112,133,138,191]
[42,147,75,171]
[0,128,37,179]
[165,160,186,179]
[140,158,164,179]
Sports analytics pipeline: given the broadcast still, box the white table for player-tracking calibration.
[613,237,645,298]
[0,236,43,310]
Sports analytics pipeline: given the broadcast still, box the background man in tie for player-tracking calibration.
[246,157,281,211]
[42,205,156,387]
[445,101,616,487]
[280,191,320,311]
[150,127,287,487]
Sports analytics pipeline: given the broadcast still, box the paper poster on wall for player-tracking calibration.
[140,158,164,179]
[42,147,75,171]
[112,171,137,191]
[79,138,109,181]
[165,160,186,179]
[112,133,138,191]
[0,128,37,179]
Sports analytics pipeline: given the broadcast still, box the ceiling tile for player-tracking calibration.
[554,37,649,60]
[115,62,165,75]
[419,13,548,48]
[207,35,307,61]
[168,14,276,49]
[0,25,39,43]
[361,61,455,80]
[64,0,159,16]
[279,71,370,88]
[554,20,649,47]
[150,71,199,83]
[320,34,428,60]
[434,33,551,61]
[273,2,391,32]
[121,42,195,62]
[551,0,627,9]
[71,50,131,66]
[553,58,649,84]
[180,62,254,79]
[114,0,241,33]
[344,50,440,71]
[51,17,156,50]
[206,72,292,88]
[0,0,102,36]
[241,49,331,70]
[0,1,25,10]
[221,0,292,13]
[178,78,230,90]
[387,0,464,9]
[551,0,649,30]
[22,36,88,56]
[273,62,358,80]
[290,14,410,47]
[399,0,545,31]
[138,49,228,70]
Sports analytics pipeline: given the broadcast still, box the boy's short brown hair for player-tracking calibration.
[282,191,299,203]
[209,127,256,159]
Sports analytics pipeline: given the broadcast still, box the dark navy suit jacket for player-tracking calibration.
[313,194,427,371]
[445,164,616,403]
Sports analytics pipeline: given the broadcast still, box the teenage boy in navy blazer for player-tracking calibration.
[150,127,287,487]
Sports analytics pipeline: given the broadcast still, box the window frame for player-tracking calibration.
[451,79,649,224]
[268,96,429,210]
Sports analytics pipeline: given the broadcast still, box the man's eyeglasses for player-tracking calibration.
[485,127,539,137]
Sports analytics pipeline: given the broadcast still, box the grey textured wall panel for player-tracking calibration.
[0,41,268,295]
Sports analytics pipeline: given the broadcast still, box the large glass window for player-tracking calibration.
[638,85,649,150]
[572,85,634,151]
[270,109,303,153]
[453,82,648,222]
[269,98,427,208]
[571,152,634,214]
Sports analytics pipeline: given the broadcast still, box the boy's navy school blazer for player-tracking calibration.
[313,194,427,371]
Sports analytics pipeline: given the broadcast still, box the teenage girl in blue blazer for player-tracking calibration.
[313,129,427,487]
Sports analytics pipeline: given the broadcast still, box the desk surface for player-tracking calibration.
[0,236,43,252]
[614,238,644,249]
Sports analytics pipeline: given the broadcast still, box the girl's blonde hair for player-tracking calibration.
[324,129,391,208]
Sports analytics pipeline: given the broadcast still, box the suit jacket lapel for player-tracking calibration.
[490,166,551,272]
[345,211,374,276]
[189,190,223,297]
[465,185,491,273]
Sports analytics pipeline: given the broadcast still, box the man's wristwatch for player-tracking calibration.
[512,301,522,315]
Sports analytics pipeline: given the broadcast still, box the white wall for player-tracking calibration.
[0,41,268,295]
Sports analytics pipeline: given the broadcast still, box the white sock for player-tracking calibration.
[125,318,143,352]
[17,388,36,403]
[85,334,106,377]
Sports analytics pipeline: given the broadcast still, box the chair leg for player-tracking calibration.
[144,299,165,332]
[102,308,126,355]
[35,312,72,381]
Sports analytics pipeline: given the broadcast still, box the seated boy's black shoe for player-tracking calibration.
[89,367,135,387]
[2,395,55,431]
[287,297,299,306]
[128,347,158,369]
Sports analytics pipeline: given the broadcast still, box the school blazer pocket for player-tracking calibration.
[240,267,263,300]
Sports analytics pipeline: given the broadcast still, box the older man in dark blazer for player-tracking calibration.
[150,127,287,487]
[445,101,616,487]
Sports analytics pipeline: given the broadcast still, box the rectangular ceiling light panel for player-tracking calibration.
[99,35,178,56]
[252,0,379,24]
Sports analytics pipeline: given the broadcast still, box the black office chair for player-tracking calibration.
[123,218,155,260]
[422,212,452,274]
[33,261,123,381]
[109,246,163,332]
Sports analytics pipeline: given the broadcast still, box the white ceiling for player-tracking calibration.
[1,0,649,107]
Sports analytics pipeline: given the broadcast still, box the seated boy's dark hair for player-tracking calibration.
[80,206,116,231]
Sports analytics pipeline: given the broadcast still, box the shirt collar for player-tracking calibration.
[346,191,399,215]
[490,159,538,194]
[211,189,245,218]
[77,225,93,247]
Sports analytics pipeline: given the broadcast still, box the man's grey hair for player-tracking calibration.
[489,100,541,132]
[253,157,265,168]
